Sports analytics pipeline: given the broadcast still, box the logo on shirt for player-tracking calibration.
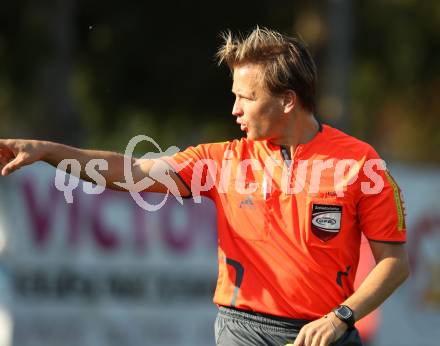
[239,195,254,208]
[311,204,342,241]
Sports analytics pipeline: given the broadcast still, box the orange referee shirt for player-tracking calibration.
[163,124,406,320]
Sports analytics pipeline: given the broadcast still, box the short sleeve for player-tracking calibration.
[161,142,229,199]
[357,147,407,243]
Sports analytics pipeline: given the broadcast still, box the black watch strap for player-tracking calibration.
[333,305,355,329]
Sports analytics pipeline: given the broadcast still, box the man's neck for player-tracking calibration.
[270,112,320,153]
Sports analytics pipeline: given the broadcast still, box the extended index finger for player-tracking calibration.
[291,330,305,346]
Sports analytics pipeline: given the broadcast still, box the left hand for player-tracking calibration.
[286,313,347,346]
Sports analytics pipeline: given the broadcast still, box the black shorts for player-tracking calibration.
[215,306,363,346]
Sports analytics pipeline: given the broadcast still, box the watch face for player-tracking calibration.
[338,306,353,319]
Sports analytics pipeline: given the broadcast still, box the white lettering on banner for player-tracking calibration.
[13,267,216,302]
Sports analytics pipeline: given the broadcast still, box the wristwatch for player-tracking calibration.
[332,305,355,329]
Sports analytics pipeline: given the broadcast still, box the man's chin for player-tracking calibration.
[245,131,256,140]
[246,132,266,141]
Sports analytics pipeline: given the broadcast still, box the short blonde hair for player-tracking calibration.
[216,27,317,112]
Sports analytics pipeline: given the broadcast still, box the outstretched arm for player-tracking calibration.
[0,139,190,196]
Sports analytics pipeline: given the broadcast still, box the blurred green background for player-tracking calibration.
[0,0,439,161]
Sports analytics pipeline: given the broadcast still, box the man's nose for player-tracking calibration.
[232,99,243,116]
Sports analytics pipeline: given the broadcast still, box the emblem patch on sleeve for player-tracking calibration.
[311,204,342,241]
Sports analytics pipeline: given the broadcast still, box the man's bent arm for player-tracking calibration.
[338,241,409,322]
[292,242,409,346]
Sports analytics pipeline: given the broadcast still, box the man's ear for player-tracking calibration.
[282,90,296,114]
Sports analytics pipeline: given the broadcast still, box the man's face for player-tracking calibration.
[231,64,285,141]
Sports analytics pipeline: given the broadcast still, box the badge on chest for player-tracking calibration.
[311,204,342,241]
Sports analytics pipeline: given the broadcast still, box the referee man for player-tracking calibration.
[0,27,409,346]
